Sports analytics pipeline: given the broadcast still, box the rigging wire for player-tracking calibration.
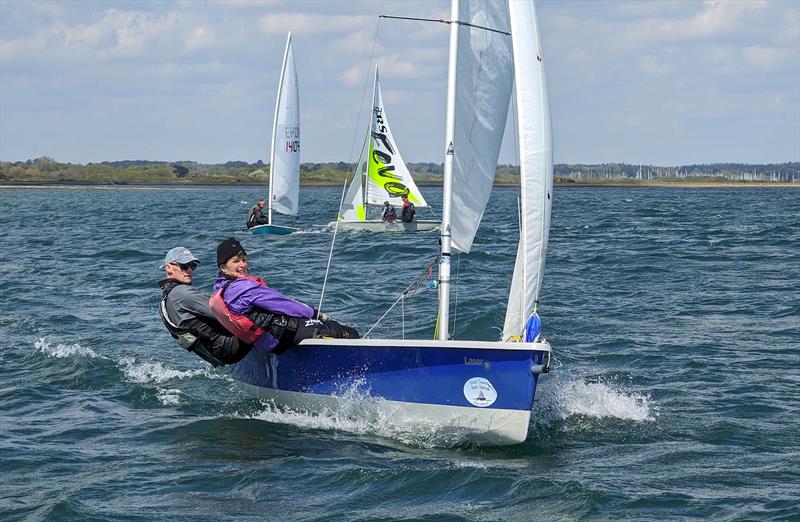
[317,177,350,317]
[364,256,439,339]
[346,18,382,170]
[379,14,510,36]
[318,17,382,315]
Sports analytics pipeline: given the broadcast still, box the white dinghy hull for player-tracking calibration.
[328,219,440,232]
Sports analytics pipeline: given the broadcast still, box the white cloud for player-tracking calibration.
[770,93,785,112]
[375,54,418,79]
[640,56,672,76]
[566,49,591,63]
[334,29,382,55]
[663,100,688,113]
[185,26,215,50]
[742,45,792,70]
[258,13,371,36]
[340,66,362,86]
[1,9,184,64]
[631,0,768,44]
[67,10,180,56]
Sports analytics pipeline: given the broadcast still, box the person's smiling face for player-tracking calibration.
[221,254,248,278]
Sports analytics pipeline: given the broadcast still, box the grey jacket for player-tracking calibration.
[159,279,252,365]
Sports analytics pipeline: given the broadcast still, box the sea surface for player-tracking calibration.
[1,185,798,521]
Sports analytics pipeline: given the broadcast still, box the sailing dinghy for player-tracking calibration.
[331,68,439,232]
[232,0,553,445]
[251,32,301,236]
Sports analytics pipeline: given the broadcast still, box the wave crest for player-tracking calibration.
[34,338,101,359]
[118,357,221,384]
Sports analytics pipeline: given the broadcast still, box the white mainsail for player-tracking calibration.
[439,0,551,342]
[448,0,513,254]
[502,0,553,340]
[269,32,300,219]
[366,68,428,208]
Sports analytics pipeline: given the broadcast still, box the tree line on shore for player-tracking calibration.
[2,156,798,184]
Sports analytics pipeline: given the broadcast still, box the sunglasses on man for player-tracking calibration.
[175,261,198,271]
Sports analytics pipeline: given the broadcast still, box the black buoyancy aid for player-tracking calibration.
[247,207,258,228]
[159,293,225,367]
[401,202,415,222]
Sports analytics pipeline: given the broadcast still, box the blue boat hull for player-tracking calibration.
[249,224,297,235]
[230,338,551,445]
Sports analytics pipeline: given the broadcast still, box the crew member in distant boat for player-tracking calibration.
[381,201,397,222]
[158,247,253,367]
[247,198,269,228]
[400,194,416,223]
[210,237,359,353]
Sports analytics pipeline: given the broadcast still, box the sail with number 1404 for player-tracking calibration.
[251,32,301,236]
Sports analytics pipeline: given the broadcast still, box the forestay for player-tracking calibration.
[502,0,553,340]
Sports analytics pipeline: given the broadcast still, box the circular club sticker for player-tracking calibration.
[463,377,497,408]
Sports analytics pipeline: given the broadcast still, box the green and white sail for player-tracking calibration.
[366,68,428,208]
[340,67,428,222]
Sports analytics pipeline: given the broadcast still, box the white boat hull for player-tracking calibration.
[237,382,533,445]
[328,219,440,232]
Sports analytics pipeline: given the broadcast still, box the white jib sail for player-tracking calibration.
[269,32,300,217]
[340,151,366,221]
[503,0,553,341]
[366,68,428,208]
[449,0,514,253]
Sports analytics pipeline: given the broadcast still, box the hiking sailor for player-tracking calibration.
[400,194,416,223]
[381,201,397,222]
[247,198,269,228]
[158,247,253,366]
[209,237,359,353]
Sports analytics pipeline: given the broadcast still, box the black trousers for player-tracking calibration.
[292,318,360,344]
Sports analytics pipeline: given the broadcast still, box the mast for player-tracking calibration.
[437,0,459,341]
[269,32,292,225]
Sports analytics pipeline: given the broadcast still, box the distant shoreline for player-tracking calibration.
[1,180,797,190]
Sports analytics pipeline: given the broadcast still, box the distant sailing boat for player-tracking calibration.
[232,0,552,446]
[251,32,301,236]
[332,67,439,232]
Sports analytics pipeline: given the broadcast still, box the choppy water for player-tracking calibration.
[1,185,798,520]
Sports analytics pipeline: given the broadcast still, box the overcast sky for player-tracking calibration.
[1,0,798,166]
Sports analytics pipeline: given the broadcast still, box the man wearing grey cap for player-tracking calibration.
[158,246,252,367]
